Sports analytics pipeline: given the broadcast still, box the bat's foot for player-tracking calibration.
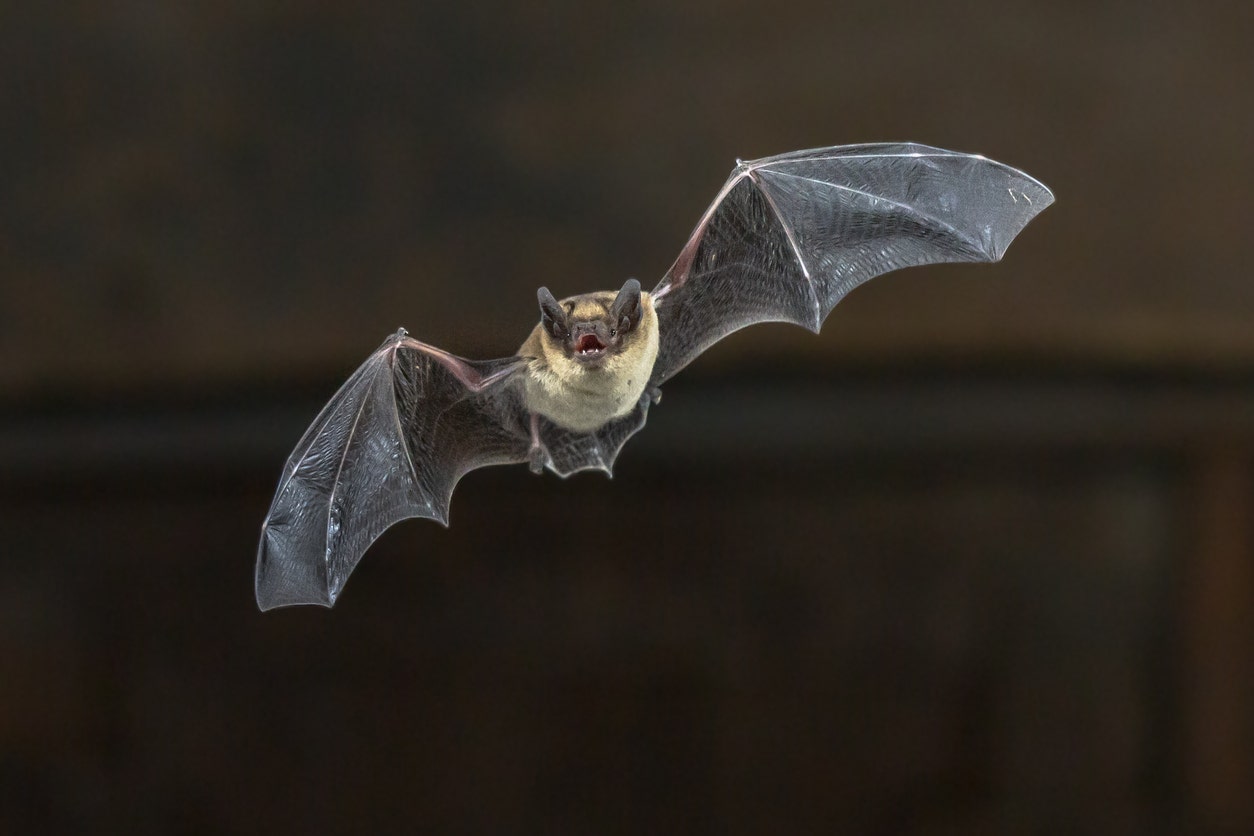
[647,385,663,405]
[528,445,547,475]
[527,412,547,474]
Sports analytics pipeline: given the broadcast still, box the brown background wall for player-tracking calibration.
[2,1,1251,833]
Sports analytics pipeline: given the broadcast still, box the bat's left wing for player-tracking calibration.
[648,143,1054,385]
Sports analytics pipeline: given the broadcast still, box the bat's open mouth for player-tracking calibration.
[575,334,606,356]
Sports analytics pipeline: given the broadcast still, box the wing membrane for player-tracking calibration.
[650,143,1054,384]
[539,396,652,477]
[256,332,527,610]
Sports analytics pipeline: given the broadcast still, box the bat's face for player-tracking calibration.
[537,279,645,370]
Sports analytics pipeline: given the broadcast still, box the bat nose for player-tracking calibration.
[571,321,606,340]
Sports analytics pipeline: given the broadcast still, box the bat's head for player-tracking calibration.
[536,279,645,368]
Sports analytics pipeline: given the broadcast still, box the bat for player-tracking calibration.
[255,143,1054,610]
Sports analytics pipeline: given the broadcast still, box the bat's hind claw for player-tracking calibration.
[646,385,663,405]
[527,413,548,474]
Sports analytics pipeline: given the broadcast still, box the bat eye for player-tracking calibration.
[609,327,617,338]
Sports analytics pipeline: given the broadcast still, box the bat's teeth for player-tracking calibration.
[575,335,606,355]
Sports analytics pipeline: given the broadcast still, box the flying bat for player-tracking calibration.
[255,143,1054,610]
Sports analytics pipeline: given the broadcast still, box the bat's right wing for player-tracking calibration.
[256,330,529,610]
[648,143,1054,385]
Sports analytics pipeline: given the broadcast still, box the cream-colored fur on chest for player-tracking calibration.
[520,297,659,433]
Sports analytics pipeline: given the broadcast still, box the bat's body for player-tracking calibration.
[256,143,1054,610]
[518,286,660,436]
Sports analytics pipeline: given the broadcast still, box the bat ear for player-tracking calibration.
[611,278,642,333]
[537,287,569,341]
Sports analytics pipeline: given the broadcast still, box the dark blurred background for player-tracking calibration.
[2,1,1251,833]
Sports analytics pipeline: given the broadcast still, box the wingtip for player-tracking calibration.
[255,595,336,612]
[256,524,338,612]
[255,560,337,611]
[254,576,337,611]
[985,172,1055,262]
